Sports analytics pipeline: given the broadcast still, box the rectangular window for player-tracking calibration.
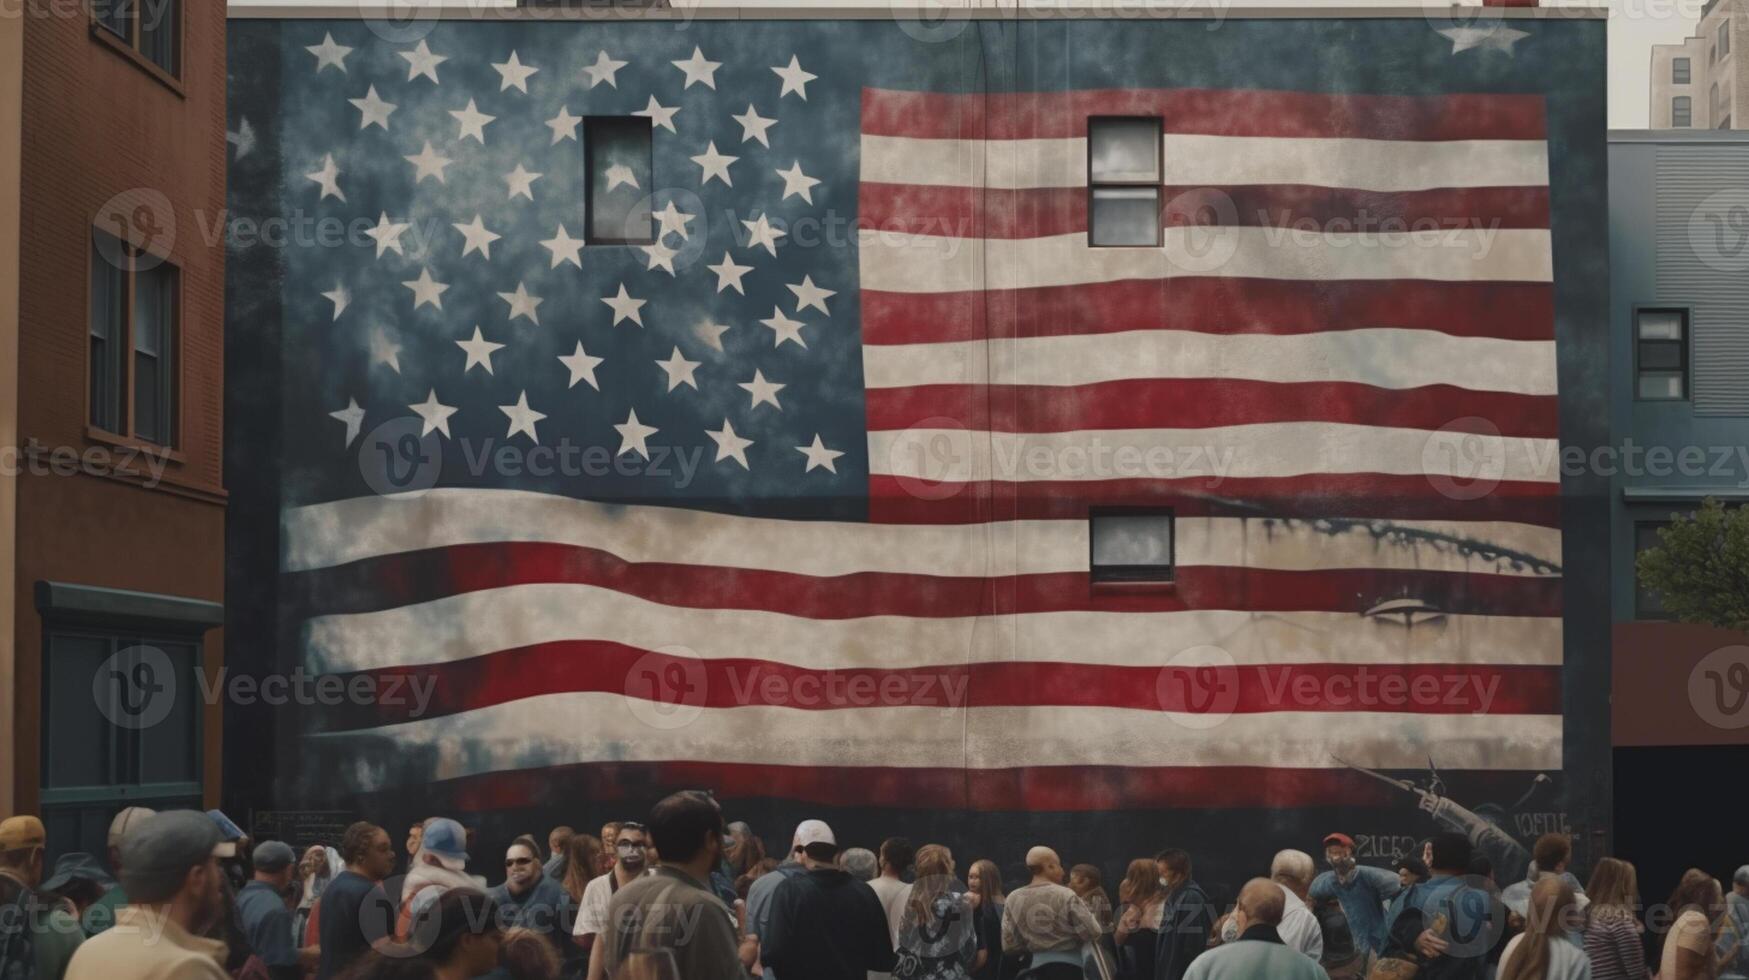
[1674,57,1692,83]
[90,0,179,77]
[133,261,177,446]
[1674,96,1693,127]
[89,233,127,433]
[1721,22,1731,56]
[585,117,654,245]
[89,228,180,446]
[1634,521,1673,619]
[1088,117,1162,247]
[1090,510,1174,583]
[1635,308,1688,400]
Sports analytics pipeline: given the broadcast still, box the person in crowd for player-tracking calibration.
[965,859,1005,980]
[1662,868,1727,980]
[489,835,576,975]
[1504,835,1589,921]
[498,927,561,980]
[1396,856,1431,891]
[405,887,505,980]
[560,834,602,906]
[1155,847,1214,980]
[0,815,84,980]
[201,810,261,976]
[1580,857,1645,980]
[869,837,916,954]
[1070,864,1114,935]
[62,810,231,980]
[891,844,976,980]
[296,844,340,949]
[543,828,572,880]
[1311,885,1366,980]
[762,819,895,980]
[1718,865,1749,980]
[736,858,778,904]
[727,823,766,880]
[841,848,878,883]
[745,825,811,980]
[407,822,426,866]
[1267,849,1324,962]
[318,821,398,980]
[573,820,651,974]
[397,818,475,942]
[83,806,152,936]
[1001,845,1102,979]
[1180,878,1324,980]
[1310,832,1402,964]
[37,853,114,926]
[1497,877,1590,980]
[1380,832,1493,980]
[596,792,745,980]
[238,840,317,980]
[1113,858,1163,980]
[597,824,620,876]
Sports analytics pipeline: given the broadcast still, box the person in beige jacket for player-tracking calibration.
[64,810,235,980]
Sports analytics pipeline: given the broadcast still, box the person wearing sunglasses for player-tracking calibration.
[488,836,578,976]
[573,822,651,978]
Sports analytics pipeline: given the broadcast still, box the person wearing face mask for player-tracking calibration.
[596,793,746,980]
[573,821,652,980]
[1308,832,1402,965]
[1180,880,1326,980]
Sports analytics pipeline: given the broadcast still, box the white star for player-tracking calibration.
[633,95,680,133]
[693,320,731,352]
[655,347,701,392]
[672,46,721,90]
[400,40,447,84]
[706,419,754,470]
[692,141,737,187]
[796,434,844,474]
[499,282,543,325]
[405,141,452,185]
[732,104,777,147]
[605,164,639,191]
[1439,25,1529,54]
[602,284,646,327]
[738,369,785,410]
[408,389,457,439]
[772,55,817,100]
[546,106,581,144]
[742,213,786,256]
[305,153,345,201]
[370,328,402,372]
[499,391,546,442]
[707,252,753,294]
[456,326,504,374]
[582,50,627,89]
[402,267,449,310]
[453,214,501,260]
[451,99,495,144]
[558,341,604,390]
[306,32,351,73]
[504,163,542,201]
[329,397,364,448]
[540,224,585,269]
[322,283,350,320]
[787,275,837,316]
[349,85,396,130]
[760,307,807,348]
[493,50,539,93]
[614,408,659,460]
[365,212,409,259]
[654,201,695,240]
[775,161,821,204]
[640,240,679,276]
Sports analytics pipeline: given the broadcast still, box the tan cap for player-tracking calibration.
[0,815,46,851]
[109,807,157,847]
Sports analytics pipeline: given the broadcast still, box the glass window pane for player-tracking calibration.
[45,633,114,789]
[1089,118,1160,183]
[139,0,178,74]
[586,117,653,244]
[1638,372,1685,399]
[1637,310,1684,340]
[90,235,126,432]
[139,641,199,785]
[1638,340,1682,370]
[1091,513,1174,571]
[1675,58,1691,83]
[93,0,133,40]
[1091,188,1159,247]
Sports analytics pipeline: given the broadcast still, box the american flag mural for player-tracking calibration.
[225,13,1609,867]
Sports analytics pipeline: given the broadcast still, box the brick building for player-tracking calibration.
[0,0,226,852]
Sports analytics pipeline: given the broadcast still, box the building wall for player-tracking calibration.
[0,0,23,819]
[1650,37,1707,127]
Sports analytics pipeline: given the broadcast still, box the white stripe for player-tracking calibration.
[861,328,1557,397]
[303,583,1562,675]
[860,134,1551,192]
[856,229,1552,293]
[869,423,1558,485]
[314,694,1564,783]
[282,489,1561,577]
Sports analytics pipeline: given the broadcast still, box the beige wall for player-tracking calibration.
[0,0,23,819]
[1654,0,1749,128]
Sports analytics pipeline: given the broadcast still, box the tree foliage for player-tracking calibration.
[1636,498,1749,631]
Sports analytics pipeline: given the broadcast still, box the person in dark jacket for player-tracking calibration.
[488,836,578,976]
[1379,833,1494,980]
[1154,849,1213,980]
[237,841,315,980]
[762,819,897,980]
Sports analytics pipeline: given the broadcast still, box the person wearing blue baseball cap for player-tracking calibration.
[394,817,476,944]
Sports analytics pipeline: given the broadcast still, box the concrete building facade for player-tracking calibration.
[1651,0,1747,128]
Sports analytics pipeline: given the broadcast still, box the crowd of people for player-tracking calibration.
[2,800,1748,980]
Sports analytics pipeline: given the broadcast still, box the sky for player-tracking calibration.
[227,0,1703,128]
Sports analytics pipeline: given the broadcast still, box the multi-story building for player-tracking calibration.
[0,1,227,852]
[1651,0,1746,128]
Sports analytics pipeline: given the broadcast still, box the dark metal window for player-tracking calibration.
[1634,521,1673,619]
[585,117,654,245]
[1090,510,1175,583]
[1674,57,1692,84]
[90,0,180,77]
[1088,117,1162,247]
[1674,96,1693,127]
[90,228,180,446]
[1635,308,1688,400]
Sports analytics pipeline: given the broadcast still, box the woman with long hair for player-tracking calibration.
[966,859,1005,980]
[1113,859,1165,980]
[1662,869,1726,980]
[1581,857,1645,980]
[1498,877,1590,980]
[893,844,977,980]
[561,834,603,905]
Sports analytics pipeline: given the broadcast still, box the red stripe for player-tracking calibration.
[289,541,1561,619]
[865,380,1558,439]
[438,760,1401,812]
[858,183,1551,239]
[861,279,1554,345]
[867,473,1563,527]
[860,87,1548,141]
[330,644,1560,728]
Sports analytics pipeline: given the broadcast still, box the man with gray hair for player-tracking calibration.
[1268,849,1324,963]
[840,848,878,882]
[1183,879,1325,980]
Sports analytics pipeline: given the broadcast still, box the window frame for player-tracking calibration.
[88,225,183,450]
[1088,507,1177,584]
[1721,21,1731,58]
[1633,305,1690,402]
[87,0,184,92]
[1674,96,1693,127]
[1087,116,1164,249]
[1674,57,1692,84]
[583,115,656,246]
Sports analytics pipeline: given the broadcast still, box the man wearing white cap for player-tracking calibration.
[762,819,897,980]
[82,806,153,935]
